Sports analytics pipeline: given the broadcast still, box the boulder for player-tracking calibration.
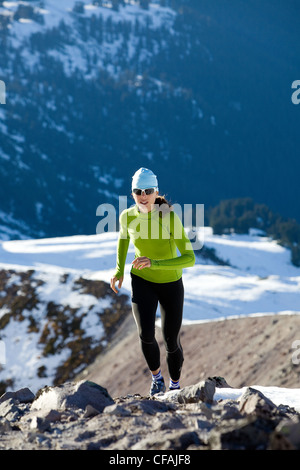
[0,398,22,421]
[32,380,114,413]
[208,415,276,450]
[238,387,277,417]
[207,376,233,388]
[30,416,52,433]
[176,380,215,404]
[103,404,132,417]
[270,419,300,450]
[0,388,35,404]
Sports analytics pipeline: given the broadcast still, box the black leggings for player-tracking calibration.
[131,272,184,381]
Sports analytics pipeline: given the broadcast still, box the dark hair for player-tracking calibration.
[154,195,173,217]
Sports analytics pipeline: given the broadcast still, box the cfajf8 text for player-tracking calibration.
[109,454,191,467]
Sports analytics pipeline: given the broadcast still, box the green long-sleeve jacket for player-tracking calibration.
[114,205,195,283]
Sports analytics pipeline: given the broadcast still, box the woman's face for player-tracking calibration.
[132,189,158,213]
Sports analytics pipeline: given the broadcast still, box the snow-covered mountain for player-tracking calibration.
[1,0,300,238]
[0,0,181,237]
[0,226,299,394]
[1,0,177,78]
[1,1,300,415]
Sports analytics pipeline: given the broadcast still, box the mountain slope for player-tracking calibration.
[0,264,131,394]
[77,312,300,398]
[0,0,299,238]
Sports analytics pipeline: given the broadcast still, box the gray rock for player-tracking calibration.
[0,419,12,433]
[19,407,62,435]
[238,387,277,417]
[221,402,243,420]
[270,419,300,450]
[0,378,299,451]
[103,404,131,417]
[30,416,52,432]
[43,409,62,422]
[132,429,202,450]
[207,376,233,388]
[130,398,174,415]
[208,415,276,450]
[0,388,35,404]
[158,415,186,431]
[0,398,22,421]
[83,404,101,418]
[176,380,215,404]
[32,380,114,413]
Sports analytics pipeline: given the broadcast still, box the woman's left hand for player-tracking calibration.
[132,256,151,270]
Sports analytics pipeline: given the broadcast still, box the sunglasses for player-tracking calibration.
[133,188,156,196]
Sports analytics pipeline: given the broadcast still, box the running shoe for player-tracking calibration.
[150,378,166,396]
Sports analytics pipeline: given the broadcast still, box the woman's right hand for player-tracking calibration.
[110,275,123,294]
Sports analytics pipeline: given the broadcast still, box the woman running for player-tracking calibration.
[110,168,195,396]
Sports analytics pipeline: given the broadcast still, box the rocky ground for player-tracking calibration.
[1,313,300,452]
[0,376,299,452]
